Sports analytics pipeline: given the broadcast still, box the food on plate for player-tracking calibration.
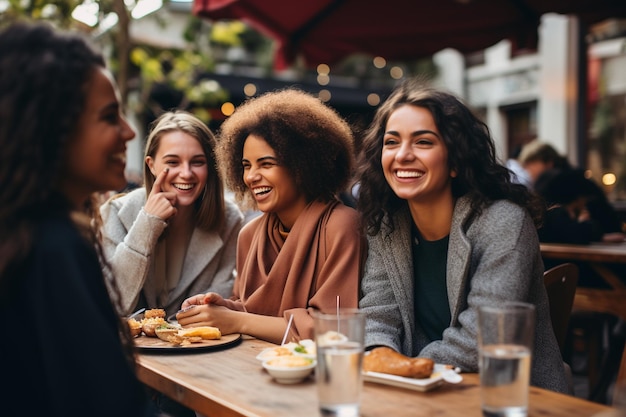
[266,355,314,368]
[127,318,142,337]
[155,324,181,342]
[141,317,166,337]
[144,308,166,319]
[178,326,221,340]
[256,339,317,361]
[256,346,292,361]
[293,339,316,356]
[166,334,204,346]
[363,347,434,379]
[153,323,218,346]
[316,331,348,346]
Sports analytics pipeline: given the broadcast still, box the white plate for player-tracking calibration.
[363,364,462,392]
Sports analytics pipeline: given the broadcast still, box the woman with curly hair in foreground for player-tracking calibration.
[0,21,155,416]
[177,89,366,343]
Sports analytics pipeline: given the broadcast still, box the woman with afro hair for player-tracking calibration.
[177,88,366,343]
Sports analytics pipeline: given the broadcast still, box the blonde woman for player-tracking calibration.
[100,111,244,317]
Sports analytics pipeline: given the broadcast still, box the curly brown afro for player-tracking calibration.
[217,88,355,209]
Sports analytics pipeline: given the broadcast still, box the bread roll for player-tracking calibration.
[127,318,142,337]
[141,317,165,337]
[363,347,434,378]
[144,308,166,319]
[178,326,221,340]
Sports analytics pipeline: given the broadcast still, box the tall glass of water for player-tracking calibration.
[313,308,365,417]
[477,302,535,417]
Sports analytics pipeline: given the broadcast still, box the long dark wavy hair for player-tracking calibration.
[0,21,135,362]
[357,78,543,236]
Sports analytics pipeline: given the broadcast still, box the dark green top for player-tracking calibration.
[412,225,451,342]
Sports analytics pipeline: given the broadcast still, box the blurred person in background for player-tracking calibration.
[521,140,625,242]
[518,139,571,187]
[535,168,604,245]
[178,89,366,344]
[0,21,157,417]
[506,144,532,188]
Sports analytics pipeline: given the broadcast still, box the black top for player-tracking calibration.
[0,212,152,417]
[538,205,603,244]
[412,226,451,342]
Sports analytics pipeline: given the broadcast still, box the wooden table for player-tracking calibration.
[540,242,626,290]
[136,336,613,417]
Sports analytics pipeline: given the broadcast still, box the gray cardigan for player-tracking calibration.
[100,188,244,317]
[359,196,569,393]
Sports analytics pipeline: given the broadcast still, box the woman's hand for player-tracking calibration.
[176,304,242,335]
[176,305,289,344]
[143,168,177,221]
[181,292,227,309]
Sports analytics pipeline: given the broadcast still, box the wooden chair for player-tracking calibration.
[544,263,579,354]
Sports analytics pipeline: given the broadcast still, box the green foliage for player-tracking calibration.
[130,43,229,123]
[0,0,82,28]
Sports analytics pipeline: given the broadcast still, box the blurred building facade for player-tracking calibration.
[128,3,626,202]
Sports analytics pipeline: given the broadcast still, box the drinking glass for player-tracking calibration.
[313,308,365,417]
[477,302,535,417]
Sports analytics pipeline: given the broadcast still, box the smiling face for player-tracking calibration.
[242,134,307,229]
[61,67,135,207]
[146,130,209,208]
[381,104,455,208]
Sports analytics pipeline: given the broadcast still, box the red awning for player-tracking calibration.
[193,0,626,69]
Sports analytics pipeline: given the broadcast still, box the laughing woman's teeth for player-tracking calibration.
[254,187,272,195]
[397,170,423,178]
[174,183,194,190]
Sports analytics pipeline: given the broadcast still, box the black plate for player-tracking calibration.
[134,333,242,353]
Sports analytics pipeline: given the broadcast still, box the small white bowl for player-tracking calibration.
[262,357,316,384]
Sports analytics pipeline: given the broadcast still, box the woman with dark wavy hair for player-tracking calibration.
[357,79,569,393]
[178,88,366,343]
[0,22,154,416]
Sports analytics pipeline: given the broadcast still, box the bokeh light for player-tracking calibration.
[317,64,330,75]
[317,74,330,85]
[243,83,257,96]
[373,56,386,69]
[602,172,617,186]
[390,66,404,79]
[221,102,235,116]
[367,93,381,106]
[318,90,331,102]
